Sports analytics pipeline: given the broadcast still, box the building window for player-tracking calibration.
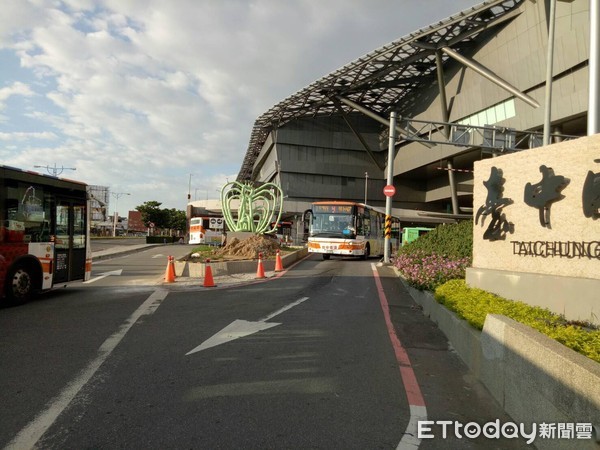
[458,98,516,127]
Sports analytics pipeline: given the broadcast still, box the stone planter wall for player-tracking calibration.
[403,281,600,449]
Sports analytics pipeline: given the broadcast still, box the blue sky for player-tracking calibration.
[0,0,478,214]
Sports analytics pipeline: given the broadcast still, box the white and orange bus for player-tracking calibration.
[271,221,292,245]
[304,201,400,260]
[0,165,91,304]
[189,216,224,245]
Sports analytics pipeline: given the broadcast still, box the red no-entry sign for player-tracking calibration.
[383,185,396,197]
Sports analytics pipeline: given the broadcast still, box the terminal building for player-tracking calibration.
[220,0,592,242]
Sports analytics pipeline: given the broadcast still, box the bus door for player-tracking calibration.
[53,198,87,283]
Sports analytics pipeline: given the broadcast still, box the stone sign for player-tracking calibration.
[468,134,599,325]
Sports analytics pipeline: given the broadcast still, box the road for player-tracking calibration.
[90,237,149,253]
[0,244,532,449]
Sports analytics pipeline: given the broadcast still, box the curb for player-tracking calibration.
[92,244,165,261]
[173,248,308,278]
[399,276,600,449]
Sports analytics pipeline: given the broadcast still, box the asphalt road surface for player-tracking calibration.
[0,246,532,449]
[90,237,149,253]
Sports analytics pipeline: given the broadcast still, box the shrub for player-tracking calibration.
[400,220,473,259]
[435,280,600,363]
[146,235,180,244]
[394,221,473,290]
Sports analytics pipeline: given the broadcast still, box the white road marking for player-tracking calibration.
[83,269,123,284]
[397,405,427,449]
[186,296,309,355]
[4,289,169,450]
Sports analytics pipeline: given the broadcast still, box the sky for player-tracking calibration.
[0,0,479,215]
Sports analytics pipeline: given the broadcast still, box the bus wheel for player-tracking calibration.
[322,254,331,260]
[5,264,35,305]
[362,245,370,260]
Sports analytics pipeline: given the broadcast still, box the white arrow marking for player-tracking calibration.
[152,254,164,259]
[186,296,309,355]
[83,269,123,284]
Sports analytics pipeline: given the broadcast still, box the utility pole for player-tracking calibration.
[112,192,130,237]
[364,172,369,204]
[384,112,397,264]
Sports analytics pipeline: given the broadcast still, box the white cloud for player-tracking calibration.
[0,81,35,112]
[0,131,57,141]
[0,0,478,213]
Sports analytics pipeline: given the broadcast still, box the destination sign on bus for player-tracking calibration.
[314,205,353,214]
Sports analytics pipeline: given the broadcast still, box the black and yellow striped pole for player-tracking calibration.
[385,215,392,239]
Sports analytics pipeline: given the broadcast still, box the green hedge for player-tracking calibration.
[435,280,600,363]
[399,220,473,259]
[146,235,180,244]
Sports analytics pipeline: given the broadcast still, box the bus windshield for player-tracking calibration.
[310,204,356,238]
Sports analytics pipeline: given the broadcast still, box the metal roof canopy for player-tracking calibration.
[237,0,526,181]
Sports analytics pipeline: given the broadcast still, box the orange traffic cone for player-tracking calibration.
[256,252,266,279]
[165,255,176,283]
[274,249,283,272]
[203,258,216,287]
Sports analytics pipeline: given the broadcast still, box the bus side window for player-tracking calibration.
[363,210,371,238]
[355,215,363,235]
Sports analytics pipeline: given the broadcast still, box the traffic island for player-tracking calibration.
[173,247,308,278]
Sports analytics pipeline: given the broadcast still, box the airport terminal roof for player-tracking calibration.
[237,0,525,181]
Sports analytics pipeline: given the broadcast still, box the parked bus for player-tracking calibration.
[189,216,224,245]
[304,201,400,260]
[271,221,292,245]
[0,165,91,304]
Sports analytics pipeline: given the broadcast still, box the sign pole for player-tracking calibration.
[384,111,397,264]
[589,0,600,135]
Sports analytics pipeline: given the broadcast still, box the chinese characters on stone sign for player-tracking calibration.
[582,159,600,220]
[476,161,599,259]
[475,167,514,241]
[523,165,569,228]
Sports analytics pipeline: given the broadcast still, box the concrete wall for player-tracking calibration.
[403,282,600,450]
[261,116,388,208]
[402,0,589,130]
[394,0,589,193]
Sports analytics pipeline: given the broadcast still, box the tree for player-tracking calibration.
[166,208,187,233]
[135,201,187,236]
[136,201,169,229]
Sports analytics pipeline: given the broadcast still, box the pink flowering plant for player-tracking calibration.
[393,221,473,291]
[394,250,471,291]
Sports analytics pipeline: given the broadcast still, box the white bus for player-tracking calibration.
[305,201,400,260]
[189,216,224,245]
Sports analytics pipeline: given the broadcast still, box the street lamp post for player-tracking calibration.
[112,192,130,237]
[364,172,369,204]
[34,163,76,177]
